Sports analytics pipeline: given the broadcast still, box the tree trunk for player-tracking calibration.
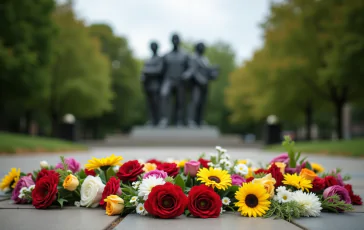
[335,101,344,140]
[51,111,59,137]
[305,104,313,141]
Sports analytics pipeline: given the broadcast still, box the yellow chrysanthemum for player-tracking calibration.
[311,163,325,173]
[235,182,271,217]
[238,159,247,165]
[143,163,157,172]
[197,167,232,190]
[282,173,312,192]
[177,160,187,168]
[0,168,20,191]
[85,154,123,170]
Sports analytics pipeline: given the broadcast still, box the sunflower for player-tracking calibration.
[310,163,325,173]
[0,168,21,191]
[282,173,312,192]
[85,154,123,170]
[235,182,271,217]
[196,167,232,190]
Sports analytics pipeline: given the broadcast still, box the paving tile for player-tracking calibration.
[115,213,302,230]
[292,212,364,230]
[0,208,118,230]
[0,200,81,209]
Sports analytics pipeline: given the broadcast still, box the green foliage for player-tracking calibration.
[264,200,305,222]
[321,194,354,213]
[49,7,113,121]
[282,135,302,168]
[174,174,186,192]
[0,0,56,109]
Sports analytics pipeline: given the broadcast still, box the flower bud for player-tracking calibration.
[40,161,49,169]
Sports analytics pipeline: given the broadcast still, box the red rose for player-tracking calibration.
[100,177,121,208]
[198,158,210,168]
[344,184,363,205]
[36,169,58,182]
[85,169,96,176]
[246,177,254,183]
[32,172,59,209]
[254,168,269,175]
[267,164,283,188]
[312,177,326,192]
[324,176,339,187]
[188,185,222,218]
[157,163,179,178]
[144,182,187,218]
[116,160,144,183]
[147,159,162,166]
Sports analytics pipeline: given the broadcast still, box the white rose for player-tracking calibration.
[40,160,49,169]
[80,176,105,208]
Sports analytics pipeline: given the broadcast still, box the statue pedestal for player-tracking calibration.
[130,126,220,140]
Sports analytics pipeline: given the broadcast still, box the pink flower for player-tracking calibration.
[11,175,35,204]
[143,170,168,179]
[323,185,351,204]
[270,153,289,165]
[55,157,81,173]
[231,174,246,186]
[184,161,200,177]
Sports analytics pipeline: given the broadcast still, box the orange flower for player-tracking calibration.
[299,168,317,182]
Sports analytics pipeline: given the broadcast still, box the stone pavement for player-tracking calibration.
[0,147,364,230]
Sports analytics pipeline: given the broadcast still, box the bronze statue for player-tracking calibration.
[141,41,163,126]
[158,34,189,127]
[182,42,219,127]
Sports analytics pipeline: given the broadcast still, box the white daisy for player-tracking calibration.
[138,176,165,200]
[209,152,218,159]
[28,185,35,191]
[234,163,249,175]
[292,190,322,217]
[130,196,138,204]
[220,207,226,214]
[207,162,214,167]
[275,190,293,203]
[74,201,81,207]
[132,181,141,190]
[222,197,231,205]
[276,186,287,193]
[215,146,223,152]
[136,203,148,215]
[19,187,27,194]
[18,193,25,199]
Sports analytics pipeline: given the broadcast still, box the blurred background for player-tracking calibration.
[0,0,363,155]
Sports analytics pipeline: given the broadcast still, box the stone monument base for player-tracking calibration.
[130,126,220,140]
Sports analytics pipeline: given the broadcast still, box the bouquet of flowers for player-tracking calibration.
[1,136,362,221]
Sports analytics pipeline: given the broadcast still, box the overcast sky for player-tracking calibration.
[72,0,271,64]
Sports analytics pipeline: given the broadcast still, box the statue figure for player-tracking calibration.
[141,41,163,126]
[182,42,219,127]
[158,34,189,127]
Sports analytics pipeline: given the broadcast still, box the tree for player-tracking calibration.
[88,24,144,136]
[0,0,56,133]
[49,4,113,136]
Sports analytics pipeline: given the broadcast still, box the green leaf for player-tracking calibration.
[99,170,107,184]
[57,198,68,208]
[106,167,116,181]
[174,174,185,192]
[185,174,192,188]
[305,162,312,170]
[78,169,87,179]
[185,210,191,216]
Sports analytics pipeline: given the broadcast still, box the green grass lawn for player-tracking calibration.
[0,132,87,154]
[266,138,364,157]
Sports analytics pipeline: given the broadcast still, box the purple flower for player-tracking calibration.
[323,185,351,204]
[270,153,289,165]
[11,175,35,204]
[184,160,200,177]
[231,174,246,186]
[55,157,81,173]
[143,170,168,179]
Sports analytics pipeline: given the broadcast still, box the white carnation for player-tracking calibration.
[80,176,105,208]
[292,190,322,217]
[138,176,165,200]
